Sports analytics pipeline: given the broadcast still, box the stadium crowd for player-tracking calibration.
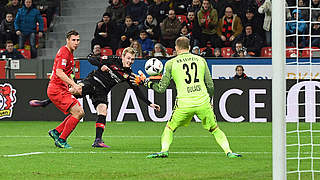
[92,0,320,58]
[0,0,319,59]
[0,0,60,58]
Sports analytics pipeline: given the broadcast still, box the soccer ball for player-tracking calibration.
[145,58,163,76]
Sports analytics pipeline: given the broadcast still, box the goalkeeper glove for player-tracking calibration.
[130,70,150,86]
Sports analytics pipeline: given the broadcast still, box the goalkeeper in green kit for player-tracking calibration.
[131,37,241,158]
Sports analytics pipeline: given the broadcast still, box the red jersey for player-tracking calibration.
[49,46,74,87]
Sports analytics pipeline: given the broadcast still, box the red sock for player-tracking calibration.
[55,115,72,133]
[59,116,80,140]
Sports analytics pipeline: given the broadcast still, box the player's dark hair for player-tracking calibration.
[5,40,13,46]
[235,65,244,71]
[66,30,79,39]
[175,37,190,50]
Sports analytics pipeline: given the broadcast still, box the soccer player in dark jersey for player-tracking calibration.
[30,47,160,148]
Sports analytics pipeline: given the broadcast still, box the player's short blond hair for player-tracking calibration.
[175,37,190,50]
[122,47,135,57]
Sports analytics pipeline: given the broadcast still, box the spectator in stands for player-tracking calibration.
[234,24,264,57]
[130,40,143,58]
[213,47,222,57]
[151,42,169,58]
[179,25,191,40]
[0,12,17,45]
[118,0,129,7]
[160,9,181,48]
[42,0,59,31]
[191,46,200,55]
[143,14,160,43]
[217,6,243,48]
[0,1,9,22]
[201,41,213,57]
[92,44,101,57]
[311,15,320,47]
[3,0,21,18]
[312,0,320,21]
[211,0,228,18]
[285,1,292,20]
[184,10,201,47]
[91,12,118,52]
[242,8,264,41]
[138,30,154,57]
[229,0,244,18]
[106,0,126,25]
[119,16,138,48]
[187,0,201,14]
[197,0,220,48]
[126,0,147,30]
[286,9,307,47]
[233,65,249,79]
[14,0,43,58]
[232,42,249,57]
[258,0,272,46]
[147,0,169,24]
[0,40,24,59]
[298,0,310,21]
[173,0,190,15]
[242,0,265,23]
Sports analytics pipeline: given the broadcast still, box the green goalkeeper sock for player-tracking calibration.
[160,126,173,152]
[211,128,232,154]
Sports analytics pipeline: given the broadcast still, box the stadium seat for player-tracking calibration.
[286,47,298,58]
[18,49,31,59]
[101,48,113,56]
[261,47,272,57]
[36,15,48,32]
[200,48,214,54]
[42,16,48,33]
[176,15,187,23]
[15,73,37,79]
[301,47,320,57]
[116,48,124,57]
[221,47,233,57]
[166,48,173,55]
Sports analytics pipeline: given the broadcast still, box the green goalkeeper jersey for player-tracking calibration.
[148,52,214,108]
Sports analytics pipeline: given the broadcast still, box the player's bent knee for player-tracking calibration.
[96,104,107,115]
[71,106,85,119]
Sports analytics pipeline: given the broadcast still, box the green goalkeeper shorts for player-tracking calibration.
[167,102,217,131]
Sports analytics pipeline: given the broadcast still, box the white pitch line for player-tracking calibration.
[2,151,268,157]
[3,151,319,157]
[0,135,272,138]
[3,152,44,157]
[0,135,318,138]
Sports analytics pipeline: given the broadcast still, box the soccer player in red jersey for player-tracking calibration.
[47,30,84,148]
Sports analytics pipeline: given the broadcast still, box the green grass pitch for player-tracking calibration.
[1,121,319,179]
[0,121,271,180]
[0,121,320,180]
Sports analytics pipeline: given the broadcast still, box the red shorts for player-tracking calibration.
[47,83,80,115]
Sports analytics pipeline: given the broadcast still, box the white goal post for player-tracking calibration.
[272,0,286,180]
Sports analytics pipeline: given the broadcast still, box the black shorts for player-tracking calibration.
[80,76,109,108]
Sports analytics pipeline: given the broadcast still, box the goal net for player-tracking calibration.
[285,0,320,179]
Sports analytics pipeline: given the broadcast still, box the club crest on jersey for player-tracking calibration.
[0,83,16,119]
[123,73,129,79]
[61,59,67,66]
